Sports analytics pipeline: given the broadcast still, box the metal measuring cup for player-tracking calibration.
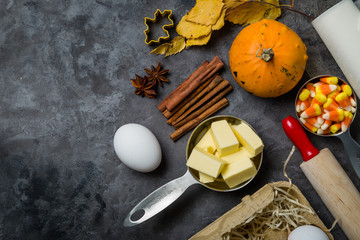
[295,75,360,178]
[123,115,263,227]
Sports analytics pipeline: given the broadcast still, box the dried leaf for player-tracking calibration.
[176,15,212,39]
[223,0,246,12]
[150,43,170,55]
[262,0,281,20]
[212,8,226,31]
[165,36,186,57]
[225,1,273,25]
[186,33,212,47]
[185,0,225,26]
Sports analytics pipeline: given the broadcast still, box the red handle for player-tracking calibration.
[282,116,319,161]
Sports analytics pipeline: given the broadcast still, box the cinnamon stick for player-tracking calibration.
[164,56,224,112]
[171,79,230,127]
[173,85,233,129]
[166,75,223,124]
[157,61,209,112]
[162,75,214,119]
[170,98,229,141]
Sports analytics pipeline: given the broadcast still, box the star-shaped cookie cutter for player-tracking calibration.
[144,9,174,45]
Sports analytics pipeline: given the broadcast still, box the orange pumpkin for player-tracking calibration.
[229,19,308,98]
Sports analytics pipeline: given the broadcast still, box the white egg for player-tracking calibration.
[114,123,162,172]
[288,225,329,240]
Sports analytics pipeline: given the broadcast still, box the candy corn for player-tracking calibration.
[350,96,356,107]
[313,81,326,87]
[322,108,344,122]
[327,90,339,99]
[341,111,353,132]
[299,118,318,133]
[296,76,356,136]
[299,88,310,101]
[320,76,338,85]
[311,93,327,106]
[317,128,330,135]
[300,104,322,118]
[300,98,312,111]
[301,117,321,128]
[317,116,324,125]
[336,85,341,92]
[341,84,353,97]
[315,84,337,95]
[321,119,332,130]
[323,98,339,111]
[335,92,352,111]
[296,99,301,113]
[305,83,315,97]
[330,123,341,134]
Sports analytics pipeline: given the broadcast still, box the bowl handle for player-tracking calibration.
[337,130,360,179]
[123,170,199,227]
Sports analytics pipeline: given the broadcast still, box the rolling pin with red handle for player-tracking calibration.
[282,116,360,240]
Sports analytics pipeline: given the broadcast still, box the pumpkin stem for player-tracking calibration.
[261,48,274,62]
[256,44,274,62]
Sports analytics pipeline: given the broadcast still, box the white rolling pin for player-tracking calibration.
[282,116,360,240]
[312,0,360,97]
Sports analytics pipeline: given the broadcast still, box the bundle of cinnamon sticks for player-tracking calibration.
[158,56,233,141]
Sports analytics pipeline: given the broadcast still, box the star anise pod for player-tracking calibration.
[144,62,169,87]
[131,74,156,98]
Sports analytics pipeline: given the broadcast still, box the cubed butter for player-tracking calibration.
[186,147,225,178]
[221,157,257,188]
[195,129,216,154]
[199,172,215,183]
[210,120,239,156]
[221,147,252,164]
[231,123,264,157]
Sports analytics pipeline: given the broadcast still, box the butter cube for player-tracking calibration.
[210,120,239,156]
[195,129,216,154]
[221,157,257,188]
[221,147,252,164]
[231,123,264,157]
[186,147,225,178]
[199,172,215,183]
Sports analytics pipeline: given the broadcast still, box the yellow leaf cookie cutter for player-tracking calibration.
[144,9,174,45]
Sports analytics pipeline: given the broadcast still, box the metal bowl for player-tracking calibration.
[295,75,357,137]
[186,115,263,192]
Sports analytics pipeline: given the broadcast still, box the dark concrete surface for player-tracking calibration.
[1,0,360,239]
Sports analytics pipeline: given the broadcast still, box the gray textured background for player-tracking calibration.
[1,0,360,239]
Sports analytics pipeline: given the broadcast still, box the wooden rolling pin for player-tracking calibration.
[282,116,360,240]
